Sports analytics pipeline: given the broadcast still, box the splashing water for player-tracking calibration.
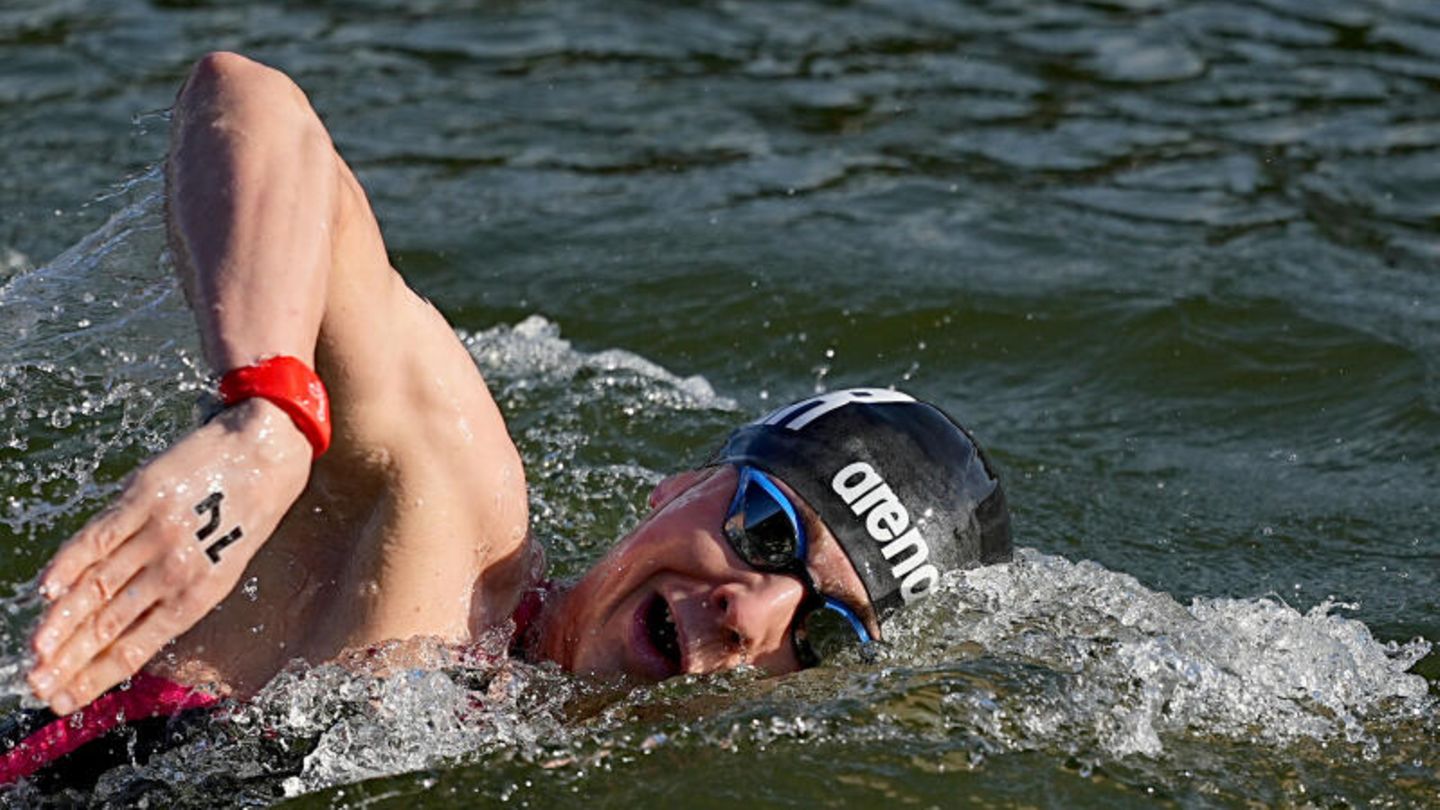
[0,151,1435,810]
[0,166,205,705]
[912,550,1432,760]
[0,167,205,549]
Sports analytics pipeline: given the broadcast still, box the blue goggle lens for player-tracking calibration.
[722,467,872,667]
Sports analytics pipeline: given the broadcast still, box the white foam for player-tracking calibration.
[918,548,1433,758]
[461,314,735,412]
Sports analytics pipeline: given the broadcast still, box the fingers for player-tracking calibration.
[38,502,147,599]
[42,606,180,716]
[30,523,159,661]
[29,563,168,706]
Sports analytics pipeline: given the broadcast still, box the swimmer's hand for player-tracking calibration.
[26,399,311,715]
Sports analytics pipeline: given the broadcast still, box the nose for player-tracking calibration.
[709,575,807,671]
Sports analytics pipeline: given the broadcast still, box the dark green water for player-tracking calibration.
[1,0,1437,806]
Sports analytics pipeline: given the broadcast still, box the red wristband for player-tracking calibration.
[218,356,332,457]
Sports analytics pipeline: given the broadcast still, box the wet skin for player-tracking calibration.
[537,465,880,681]
[25,52,872,715]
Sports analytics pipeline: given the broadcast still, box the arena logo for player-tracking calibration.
[758,387,914,432]
[830,460,939,602]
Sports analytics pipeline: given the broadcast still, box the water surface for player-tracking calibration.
[1,0,1437,806]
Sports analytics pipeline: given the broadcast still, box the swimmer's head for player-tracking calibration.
[707,388,1011,626]
[536,387,1010,681]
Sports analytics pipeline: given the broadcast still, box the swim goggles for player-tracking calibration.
[722,465,874,667]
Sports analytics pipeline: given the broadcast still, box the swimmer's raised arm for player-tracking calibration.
[29,52,530,713]
[25,53,337,713]
[165,52,336,374]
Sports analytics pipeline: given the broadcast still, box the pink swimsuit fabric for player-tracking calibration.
[0,673,218,784]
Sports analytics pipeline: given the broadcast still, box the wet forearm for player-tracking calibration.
[165,52,336,373]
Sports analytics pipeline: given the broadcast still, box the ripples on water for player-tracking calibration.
[1,0,1438,806]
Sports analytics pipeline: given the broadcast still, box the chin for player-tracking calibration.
[545,568,633,677]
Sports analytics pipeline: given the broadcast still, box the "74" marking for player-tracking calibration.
[193,491,245,564]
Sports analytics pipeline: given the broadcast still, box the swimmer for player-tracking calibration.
[21,53,1013,725]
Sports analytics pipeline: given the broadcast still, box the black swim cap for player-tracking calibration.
[709,388,1011,626]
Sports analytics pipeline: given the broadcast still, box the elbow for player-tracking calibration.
[185,51,269,87]
[176,52,322,135]
[174,52,331,157]
[181,52,292,101]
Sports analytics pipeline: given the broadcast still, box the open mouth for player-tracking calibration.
[644,594,682,674]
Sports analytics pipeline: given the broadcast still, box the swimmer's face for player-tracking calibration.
[542,465,879,681]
